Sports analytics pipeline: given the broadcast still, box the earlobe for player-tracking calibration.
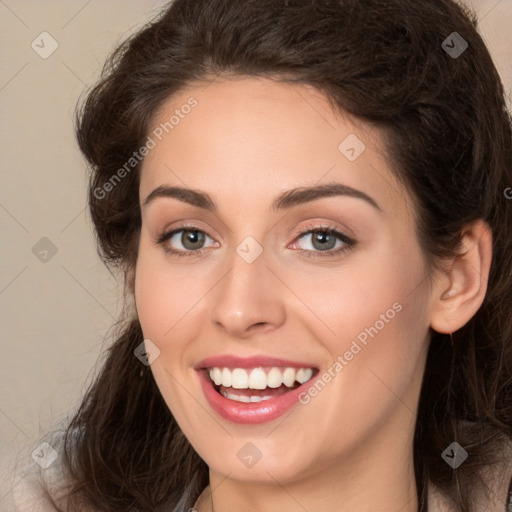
[125,266,136,295]
[125,266,139,320]
[430,220,492,334]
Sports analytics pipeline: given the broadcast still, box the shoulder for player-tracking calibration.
[473,432,512,512]
[1,447,64,511]
[479,434,512,512]
[428,432,512,512]
[0,428,94,512]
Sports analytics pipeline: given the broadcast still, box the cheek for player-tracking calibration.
[291,241,430,402]
[288,237,428,347]
[134,241,205,343]
[323,294,428,449]
[133,247,202,426]
[324,286,429,424]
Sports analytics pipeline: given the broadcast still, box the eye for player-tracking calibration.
[156,224,355,259]
[157,227,218,256]
[291,226,356,258]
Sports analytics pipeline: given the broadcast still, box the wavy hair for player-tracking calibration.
[41,0,512,510]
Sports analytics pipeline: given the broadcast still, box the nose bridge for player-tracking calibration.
[210,240,285,337]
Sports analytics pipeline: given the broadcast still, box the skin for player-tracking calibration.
[132,76,492,512]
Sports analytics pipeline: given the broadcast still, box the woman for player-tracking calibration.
[6,0,512,510]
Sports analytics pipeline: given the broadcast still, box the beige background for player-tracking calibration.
[0,0,511,499]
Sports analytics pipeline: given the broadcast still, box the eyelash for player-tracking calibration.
[294,224,356,259]
[156,223,356,260]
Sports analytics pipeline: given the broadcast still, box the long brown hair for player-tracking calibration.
[41,0,512,510]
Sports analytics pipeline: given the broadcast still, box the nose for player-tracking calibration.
[210,249,286,339]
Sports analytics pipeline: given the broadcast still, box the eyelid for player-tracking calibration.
[293,222,353,239]
[156,224,218,246]
[288,223,356,256]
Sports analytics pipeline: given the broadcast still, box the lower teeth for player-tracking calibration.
[215,380,303,403]
[220,389,274,403]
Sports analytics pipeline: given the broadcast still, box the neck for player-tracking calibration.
[195,415,419,512]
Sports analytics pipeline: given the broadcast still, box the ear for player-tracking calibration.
[124,266,139,320]
[429,219,492,334]
[125,266,136,295]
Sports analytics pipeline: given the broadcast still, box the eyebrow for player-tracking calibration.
[143,182,382,212]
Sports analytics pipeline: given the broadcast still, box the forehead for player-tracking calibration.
[139,77,411,219]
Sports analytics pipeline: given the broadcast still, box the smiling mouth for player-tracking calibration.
[206,366,317,403]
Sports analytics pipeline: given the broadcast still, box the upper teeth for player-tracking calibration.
[208,367,314,389]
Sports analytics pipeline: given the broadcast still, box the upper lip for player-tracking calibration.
[195,355,318,370]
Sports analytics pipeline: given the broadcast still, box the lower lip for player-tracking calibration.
[198,370,316,424]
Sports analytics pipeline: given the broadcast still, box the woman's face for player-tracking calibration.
[134,77,434,485]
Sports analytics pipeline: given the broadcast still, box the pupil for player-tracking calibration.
[183,230,204,250]
[313,232,336,251]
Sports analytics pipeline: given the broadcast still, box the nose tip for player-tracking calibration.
[214,312,274,339]
[210,262,286,339]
